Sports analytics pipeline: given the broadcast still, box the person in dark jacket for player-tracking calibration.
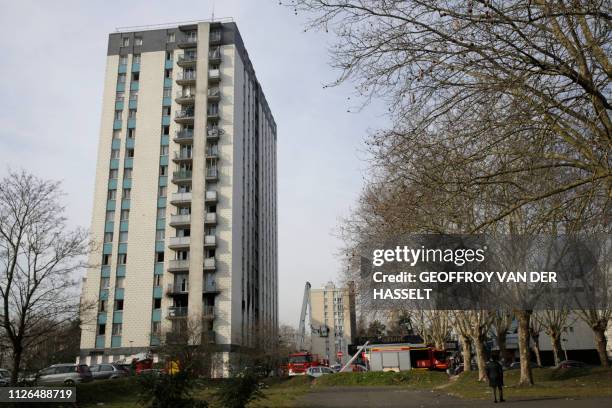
[485,353,505,403]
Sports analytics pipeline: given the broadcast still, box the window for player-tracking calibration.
[158,186,167,197]
[118,254,127,265]
[112,323,122,336]
[115,277,125,288]
[98,324,106,335]
[119,55,128,65]
[112,130,121,139]
[133,54,141,64]
[116,91,125,101]
[132,72,139,82]
[160,166,168,176]
[104,232,113,243]
[107,188,117,200]
[118,73,126,83]
[127,128,136,139]
[114,299,124,310]
[121,37,129,47]
[114,110,122,120]
[102,254,111,265]
[110,149,120,159]
[105,211,115,222]
[129,89,138,101]
[167,33,175,43]
[134,37,142,46]
[162,106,171,116]
[152,321,161,335]
[154,275,162,287]
[165,69,172,78]
[99,299,107,312]
[176,250,189,260]
[119,232,128,243]
[123,169,132,179]
[162,125,170,135]
[128,109,137,119]
[126,148,135,158]
[120,209,129,221]
[163,87,172,97]
[155,230,165,240]
[156,251,164,262]
[123,188,131,199]
[157,208,166,219]
[160,146,169,156]
[101,277,110,289]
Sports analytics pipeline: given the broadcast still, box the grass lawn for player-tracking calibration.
[446,367,612,400]
[312,369,448,388]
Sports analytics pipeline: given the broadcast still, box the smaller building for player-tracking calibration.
[309,282,356,365]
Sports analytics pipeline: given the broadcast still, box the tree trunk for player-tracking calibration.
[497,331,508,367]
[532,334,542,367]
[593,328,610,368]
[10,344,22,385]
[459,334,472,372]
[473,336,487,381]
[550,331,562,366]
[516,310,534,385]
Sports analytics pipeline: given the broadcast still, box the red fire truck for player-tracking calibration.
[287,352,322,376]
[363,344,449,372]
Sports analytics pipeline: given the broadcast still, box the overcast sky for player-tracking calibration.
[0,0,387,326]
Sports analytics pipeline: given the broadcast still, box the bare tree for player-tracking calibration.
[535,309,572,366]
[0,170,90,384]
[529,316,543,367]
[451,310,493,380]
[491,310,514,367]
[412,310,450,350]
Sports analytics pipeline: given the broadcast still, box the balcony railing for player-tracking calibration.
[206,148,218,158]
[178,37,197,48]
[209,31,222,43]
[175,129,194,142]
[205,213,217,224]
[168,259,190,271]
[207,127,221,139]
[170,192,192,204]
[167,306,188,318]
[176,72,197,84]
[167,283,189,295]
[204,235,216,247]
[203,277,218,293]
[204,257,216,270]
[205,190,217,202]
[208,49,221,61]
[172,170,193,182]
[175,110,195,119]
[173,151,193,161]
[208,69,220,81]
[177,54,197,66]
[206,169,218,180]
[169,214,191,226]
[168,236,191,247]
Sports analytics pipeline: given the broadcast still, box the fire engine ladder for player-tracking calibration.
[297,282,311,351]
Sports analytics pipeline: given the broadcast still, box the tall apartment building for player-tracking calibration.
[79,21,278,368]
[310,282,356,365]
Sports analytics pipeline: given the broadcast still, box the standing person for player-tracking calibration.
[485,353,505,403]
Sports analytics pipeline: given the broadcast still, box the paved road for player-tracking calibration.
[294,387,612,408]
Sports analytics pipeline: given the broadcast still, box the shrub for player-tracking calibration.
[137,371,208,408]
[215,368,264,408]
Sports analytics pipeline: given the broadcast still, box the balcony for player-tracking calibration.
[167,306,188,318]
[170,192,192,205]
[204,235,216,247]
[166,283,189,296]
[175,91,195,105]
[176,72,196,85]
[203,276,219,294]
[206,169,218,181]
[177,54,197,67]
[205,212,217,225]
[201,330,216,344]
[205,190,217,202]
[168,236,190,249]
[207,88,221,101]
[202,305,215,320]
[172,170,192,183]
[168,259,190,272]
[208,48,221,63]
[208,69,221,82]
[203,257,216,271]
[169,214,191,227]
[174,129,194,143]
[177,36,197,48]
[173,151,193,163]
[206,148,219,159]
[207,109,220,121]
[206,127,221,141]
[174,110,195,124]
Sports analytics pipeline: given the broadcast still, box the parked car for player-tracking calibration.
[0,369,11,386]
[557,360,586,369]
[32,364,93,385]
[452,361,478,375]
[330,364,342,372]
[306,366,336,378]
[90,364,128,380]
